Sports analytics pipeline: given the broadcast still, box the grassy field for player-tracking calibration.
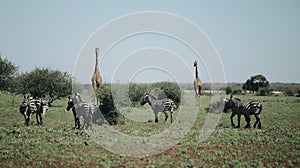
[0,93,299,167]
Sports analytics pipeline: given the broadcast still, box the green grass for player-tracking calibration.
[0,93,299,167]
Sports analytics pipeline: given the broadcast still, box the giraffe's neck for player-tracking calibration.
[195,64,198,78]
[95,49,99,72]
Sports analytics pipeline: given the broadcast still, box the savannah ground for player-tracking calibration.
[0,92,299,167]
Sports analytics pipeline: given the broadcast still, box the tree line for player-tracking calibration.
[2,55,299,100]
[0,56,72,99]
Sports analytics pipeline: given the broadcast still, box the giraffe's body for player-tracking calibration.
[91,48,102,105]
[193,60,202,106]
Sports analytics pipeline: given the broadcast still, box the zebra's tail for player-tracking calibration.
[171,102,178,111]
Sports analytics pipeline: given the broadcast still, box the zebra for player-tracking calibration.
[20,96,53,126]
[66,93,94,129]
[20,96,32,126]
[140,93,175,123]
[223,95,263,129]
[19,96,38,126]
[35,97,53,126]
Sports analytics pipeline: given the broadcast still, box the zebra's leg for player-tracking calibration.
[24,115,29,126]
[77,117,81,129]
[36,112,40,125]
[230,112,236,127]
[40,112,45,126]
[26,114,31,126]
[154,112,158,123]
[38,112,43,126]
[72,109,78,129]
[170,111,173,123]
[244,115,251,128]
[23,114,27,125]
[163,111,168,123]
[25,117,29,126]
[235,114,241,128]
[83,115,89,129]
[253,114,261,129]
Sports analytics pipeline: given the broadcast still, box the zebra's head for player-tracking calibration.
[21,96,30,108]
[66,96,74,111]
[223,95,241,112]
[140,93,150,106]
[223,95,234,113]
[193,60,198,67]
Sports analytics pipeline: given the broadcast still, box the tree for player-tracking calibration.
[0,56,18,92]
[129,83,148,106]
[19,68,72,99]
[242,74,269,93]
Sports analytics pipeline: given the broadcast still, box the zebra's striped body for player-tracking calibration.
[140,93,175,123]
[35,98,52,125]
[66,94,94,129]
[20,96,52,126]
[224,95,263,129]
[20,96,32,126]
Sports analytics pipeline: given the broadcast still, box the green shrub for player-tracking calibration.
[96,84,119,125]
[284,88,294,96]
[296,90,300,97]
[150,82,181,107]
[256,87,270,96]
[129,83,148,106]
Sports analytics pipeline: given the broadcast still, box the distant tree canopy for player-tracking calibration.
[242,74,269,93]
[0,56,18,92]
[18,68,72,99]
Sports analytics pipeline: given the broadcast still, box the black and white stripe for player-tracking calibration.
[20,96,52,126]
[20,96,32,126]
[35,97,53,126]
[66,93,94,129]
[224,95,263,129]
[140,93,175,123]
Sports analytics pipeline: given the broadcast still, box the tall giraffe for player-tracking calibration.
[91,48,102,105]
[193,60,202,106]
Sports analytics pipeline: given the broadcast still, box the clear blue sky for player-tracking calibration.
[1,0,299,83]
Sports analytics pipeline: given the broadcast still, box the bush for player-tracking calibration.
[225,86,232,95]
[256,87,270,96]
[96,84,119,125]
[127,82,181,108]
[284,88,294,96]
[150,82,181,107]
[129,83,148,106]
[296,90,300,97]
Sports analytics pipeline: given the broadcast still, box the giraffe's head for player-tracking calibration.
[193,60,198,67]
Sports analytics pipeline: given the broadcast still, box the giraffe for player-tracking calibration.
[91,48,102,105]
[193,60,202,106]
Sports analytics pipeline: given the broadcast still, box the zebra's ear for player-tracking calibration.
[68,96,70,99]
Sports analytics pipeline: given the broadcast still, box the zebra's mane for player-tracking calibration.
[233,97,241,101]
[148,94,157,100]
[230,97,242,107]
